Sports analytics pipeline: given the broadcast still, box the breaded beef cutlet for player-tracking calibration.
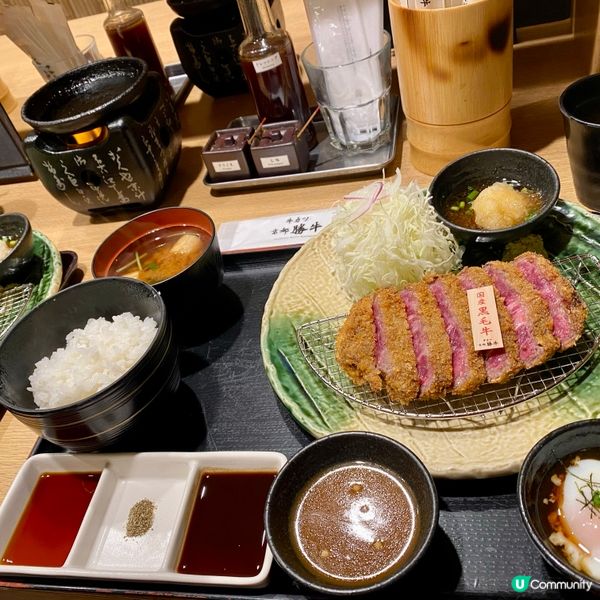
[458,267,523,384]
[484,260,560,369]
[335,256,588,405]
[372,287,419,405]
[399,282,453,400]
[426,273,486,395]
[513,252,587,351]
[335,293,382,392]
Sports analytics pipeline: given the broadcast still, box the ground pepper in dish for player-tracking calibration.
[125,498,156,537]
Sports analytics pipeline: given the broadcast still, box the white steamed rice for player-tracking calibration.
[28,312,158,409]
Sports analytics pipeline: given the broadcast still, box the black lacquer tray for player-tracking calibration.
[0,250,589,599]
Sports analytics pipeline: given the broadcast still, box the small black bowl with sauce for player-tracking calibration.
[0,213,34,283]
[518,420,600,594]
[429,148,560,244]
[265,431,438,596]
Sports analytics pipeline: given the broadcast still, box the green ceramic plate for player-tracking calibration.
[261,201,600,478]
[26,230,62,310]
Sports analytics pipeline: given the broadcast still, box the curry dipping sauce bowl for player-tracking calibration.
[429,148,560,243]
[265,431,439,596]
[0,277,179,452]
[91,207,224,310]
[518,420,600,593]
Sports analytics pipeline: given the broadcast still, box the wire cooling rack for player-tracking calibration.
[295,254,600,420]
[0,284,33,340]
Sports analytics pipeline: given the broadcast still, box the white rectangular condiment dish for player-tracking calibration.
[0,451,286,587]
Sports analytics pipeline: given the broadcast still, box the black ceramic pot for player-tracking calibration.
[168,0,247,98]
[21,58,182,215]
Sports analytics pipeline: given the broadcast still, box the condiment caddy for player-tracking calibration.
[0,451,286,587]
[203,94,400,190]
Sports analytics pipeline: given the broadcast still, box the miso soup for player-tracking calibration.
[109,226,211,285]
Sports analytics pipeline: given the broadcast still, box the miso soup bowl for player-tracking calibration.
[265,431,439,596]
[518,420,600,593]
[0,278,179,452]
[92,207,223,310]
[429,148,560,243]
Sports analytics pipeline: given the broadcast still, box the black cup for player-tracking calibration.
[559,73,600,212]
[168,0,247,98]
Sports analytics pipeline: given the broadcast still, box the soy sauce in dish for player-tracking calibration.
[1,471,100,567]
[291,462,418,586]
[177,470,276,577]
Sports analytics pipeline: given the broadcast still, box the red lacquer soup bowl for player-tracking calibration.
[92,207,224,309]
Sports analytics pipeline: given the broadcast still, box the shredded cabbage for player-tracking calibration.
[331,171,463,300]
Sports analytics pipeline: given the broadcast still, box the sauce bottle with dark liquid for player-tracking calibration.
[237,0,315,148]
[103,0,169,87]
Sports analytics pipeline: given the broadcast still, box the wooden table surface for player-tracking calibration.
[0,1,595,505]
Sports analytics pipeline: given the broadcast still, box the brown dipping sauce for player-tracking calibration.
[1,471,100,567]
[291,462,418,587]
[177,470,276,577]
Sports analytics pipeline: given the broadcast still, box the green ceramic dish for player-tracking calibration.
[26,230,62,310]
[260,201,600,478]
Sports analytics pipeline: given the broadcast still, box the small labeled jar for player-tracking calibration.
[250,120,309,176]
[202,127,254,181]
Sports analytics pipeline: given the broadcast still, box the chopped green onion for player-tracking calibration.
[146,261,159,271]
[466,189,479,201]
[134,251,143,272]
[115,252,147,274]
[593,490,600,509]
[450,206,459,212]
[459,201,465,208]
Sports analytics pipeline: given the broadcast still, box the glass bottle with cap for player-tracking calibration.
[237,0,315,147]
[103,0,168,87]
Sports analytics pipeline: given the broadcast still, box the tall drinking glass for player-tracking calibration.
[301,31,392,153]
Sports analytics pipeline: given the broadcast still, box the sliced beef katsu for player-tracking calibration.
[426,274,486,395]
[513,252,587,351]
[335,293,382,392]
[399,282,453,400]
[484,261,559,369]
[458,267,523,384]
[371,288,419,405]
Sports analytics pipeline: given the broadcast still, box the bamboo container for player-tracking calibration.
[388,0,513,175]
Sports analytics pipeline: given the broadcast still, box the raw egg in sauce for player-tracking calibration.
[545,453,600,581]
